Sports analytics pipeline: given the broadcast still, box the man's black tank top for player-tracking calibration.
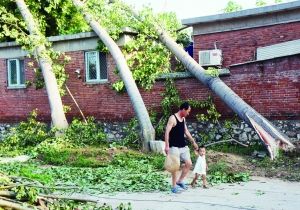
[169,114,186,148]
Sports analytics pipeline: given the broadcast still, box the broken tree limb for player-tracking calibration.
[0,191,16,198]
[0,197,34,210]
[65,85,87,123]
[39,193,100,203]
[205,139,248,148]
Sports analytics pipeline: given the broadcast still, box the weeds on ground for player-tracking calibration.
[207,161,250,184]
[252,151,300,181]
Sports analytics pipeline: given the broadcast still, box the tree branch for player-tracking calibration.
[205,139,248,147]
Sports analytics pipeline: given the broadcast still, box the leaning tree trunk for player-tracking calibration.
[15,0,68,129]
[153,25,295,158]
[72,0,155,151]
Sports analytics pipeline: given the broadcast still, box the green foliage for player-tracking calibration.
[155,79,181,137]
[121,117,140,148]
[208,162,250,184]
[205,67,220,77]
[194,96,221,123]
[0,152,169,193]
[223,0,243,13]
[82,1,188,92]
[1,110,50,149]
[48,201,132,210]
[0,2,70,96]
[38,147,111,167]
[14,185,39,203]
[256,0,267,7]
[1,113,107,158]
[64,117,107,146]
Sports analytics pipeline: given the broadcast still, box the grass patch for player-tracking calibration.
[38,146,113,167]
[38,146,165,169]
[209,144,265,156]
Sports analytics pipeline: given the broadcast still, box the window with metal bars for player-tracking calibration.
[85,51,107,83]
[7,59,25,89]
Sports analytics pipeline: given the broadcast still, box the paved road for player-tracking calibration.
[92,176,300,210]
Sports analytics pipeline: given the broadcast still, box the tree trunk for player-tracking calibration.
[15,0,68,129]
[154,25,295,158]
[72,0,155,151]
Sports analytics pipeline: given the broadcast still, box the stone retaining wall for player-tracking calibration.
[2,120,299,144]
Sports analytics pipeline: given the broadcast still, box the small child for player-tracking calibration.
[191,145,208,188]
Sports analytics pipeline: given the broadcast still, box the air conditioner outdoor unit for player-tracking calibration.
[199,49,222,66]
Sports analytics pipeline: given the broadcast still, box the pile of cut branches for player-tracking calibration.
[0,173,131,210]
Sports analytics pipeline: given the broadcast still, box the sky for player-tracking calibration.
[123,0,294,20]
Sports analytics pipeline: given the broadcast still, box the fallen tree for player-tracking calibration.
[71,0,155,151]
[125,5,295,158]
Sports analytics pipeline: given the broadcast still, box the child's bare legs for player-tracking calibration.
[202,175,208,188]
[191,173,199,188]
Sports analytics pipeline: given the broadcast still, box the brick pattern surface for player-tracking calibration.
[0,22,299,122]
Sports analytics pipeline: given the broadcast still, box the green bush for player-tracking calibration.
[2,110,50,149]
[121,118,140,148]
[64,117,106,146]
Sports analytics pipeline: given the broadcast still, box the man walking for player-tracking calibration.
[165,101,198,193]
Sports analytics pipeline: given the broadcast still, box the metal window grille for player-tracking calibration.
[99,53,107,80]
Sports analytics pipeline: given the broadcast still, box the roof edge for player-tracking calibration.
[182,1,300,25]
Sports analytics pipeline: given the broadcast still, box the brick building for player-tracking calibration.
[182,1,300,120]
[0,2,299,123]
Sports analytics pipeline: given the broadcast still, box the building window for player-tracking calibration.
[85,51,107,83]
[7,59,25,88]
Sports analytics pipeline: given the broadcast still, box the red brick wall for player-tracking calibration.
[0,21,299,123]
[193,22,300,67]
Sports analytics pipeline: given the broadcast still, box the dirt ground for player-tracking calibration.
[206,149,300,181]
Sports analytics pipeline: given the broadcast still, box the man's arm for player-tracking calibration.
[164,116,175,155]
[184,121,199,150]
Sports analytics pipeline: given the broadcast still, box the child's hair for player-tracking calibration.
[197,145,205,151]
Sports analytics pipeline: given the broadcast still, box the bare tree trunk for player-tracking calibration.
[15,0,68,129]
[153,25,295,158]
[72,0,155,151]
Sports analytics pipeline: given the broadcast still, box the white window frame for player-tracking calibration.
[7,59,25,89]
[85,51,107,84]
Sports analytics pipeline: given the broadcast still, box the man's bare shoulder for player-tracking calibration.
[167,115,176,126]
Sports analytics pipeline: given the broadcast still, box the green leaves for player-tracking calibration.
[14,185,39,203]
[0,152,168,193]
[64,117,107,146]
[207,162,250,184]
[2,110,49,149]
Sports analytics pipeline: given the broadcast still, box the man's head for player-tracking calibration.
[179,101,191,117]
